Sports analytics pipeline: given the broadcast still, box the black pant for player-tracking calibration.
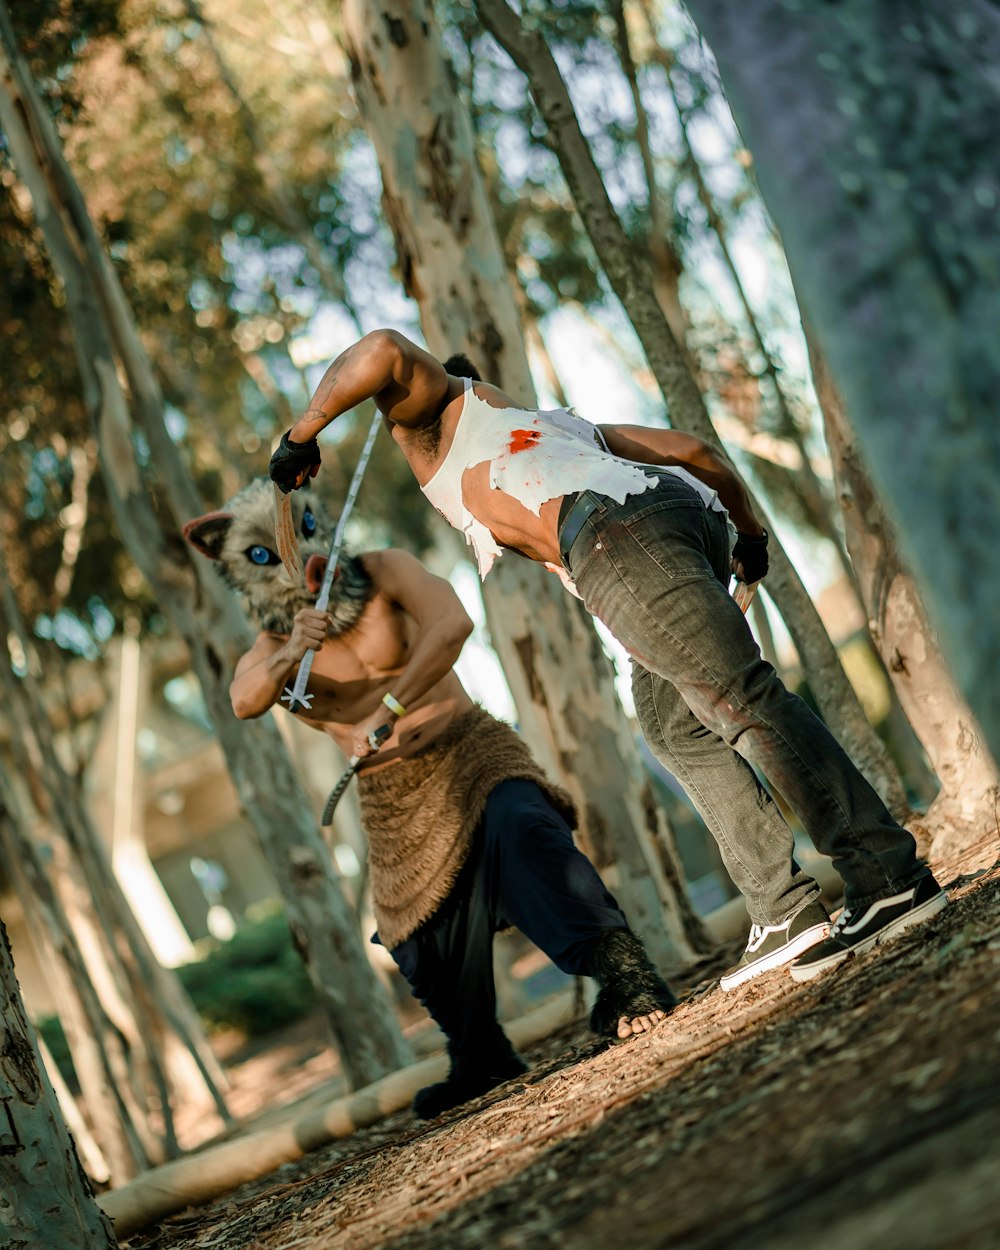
[388,778,626,1058]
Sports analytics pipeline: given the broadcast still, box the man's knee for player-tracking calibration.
[691,659,789,747]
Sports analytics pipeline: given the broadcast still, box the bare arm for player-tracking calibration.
[344,549,473,757]
[363,549,474,711]
[290,329,450,443]
[230,610,329,720]
[598,424,766,537]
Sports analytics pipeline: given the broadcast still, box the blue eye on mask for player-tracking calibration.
[302,509,317,537]
[248,545,277,565]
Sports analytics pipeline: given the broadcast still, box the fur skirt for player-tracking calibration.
[357,705,576,949]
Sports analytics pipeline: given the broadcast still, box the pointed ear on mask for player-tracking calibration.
[182,512,233,559]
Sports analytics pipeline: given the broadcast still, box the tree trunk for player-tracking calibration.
[0,772,151,1183]
[0,3,412,1089]
[0,918,119,1249]
[475,0,909,818]
[679,0,1000,775]
[0,574,233,1174]
[810,341,1000,864]
[609,0,690,351]
[341,0,708,973]
[37,1033,111,1188]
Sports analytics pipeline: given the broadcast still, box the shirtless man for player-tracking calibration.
[269,331,946,988]
[184,477,676,1118]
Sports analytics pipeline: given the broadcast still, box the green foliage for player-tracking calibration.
[174,903,318,1038]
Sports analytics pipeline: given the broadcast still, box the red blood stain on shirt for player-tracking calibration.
[509,428,541,453]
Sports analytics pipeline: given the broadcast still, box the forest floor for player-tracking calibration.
[121,836,1000,1250]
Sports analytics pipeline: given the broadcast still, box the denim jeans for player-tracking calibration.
[561,474,928,923]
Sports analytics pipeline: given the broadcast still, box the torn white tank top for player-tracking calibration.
[420,380,727,584]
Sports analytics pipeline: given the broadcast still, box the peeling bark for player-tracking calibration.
[475,0,908,817]
[680,0,1000,777]
[0,919,118,1249]
[342,0,708,972]
[811,342,999,864]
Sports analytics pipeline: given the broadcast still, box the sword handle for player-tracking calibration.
[733,579,760,615]
[282,649,316,714]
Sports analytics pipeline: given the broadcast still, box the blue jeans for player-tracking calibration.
[560,475,928,923]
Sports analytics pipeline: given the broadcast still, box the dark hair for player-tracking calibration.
[441,352,481,381]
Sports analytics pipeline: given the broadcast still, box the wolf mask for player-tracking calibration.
[183,477,372,637]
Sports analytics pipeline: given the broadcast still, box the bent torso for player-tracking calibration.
[261,589,473,771]
[387,380,567,567]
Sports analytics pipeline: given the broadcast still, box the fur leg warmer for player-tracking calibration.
[586,927,678,1039]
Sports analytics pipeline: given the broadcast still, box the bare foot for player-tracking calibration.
[616,1008,668,1039]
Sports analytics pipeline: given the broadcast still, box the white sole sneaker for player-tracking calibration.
[720,922,831,992]
[790,888,948,982]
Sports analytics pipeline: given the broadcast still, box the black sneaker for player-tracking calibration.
[720,900,831,992]
[790,875,947,982]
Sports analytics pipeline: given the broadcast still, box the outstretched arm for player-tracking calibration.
[293,329,450,441]
[599,425,765,537]
[599,424,769,583]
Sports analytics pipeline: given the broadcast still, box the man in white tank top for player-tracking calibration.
[270,329,945,991]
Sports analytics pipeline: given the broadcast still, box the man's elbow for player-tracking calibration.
[443,613,475,654]
[362,328,406,368]
[230,686,263,720]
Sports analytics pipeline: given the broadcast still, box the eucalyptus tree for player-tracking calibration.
[809,343,999,861]
[340,0,709,972]
[0,757,158,1183]
[680,1,1000,775]
[474,0,908,813]
[0,570,234,1180]
[0,0,413,1088]
[0,916,118,1249]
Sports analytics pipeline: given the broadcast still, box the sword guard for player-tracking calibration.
[281,686,313,713]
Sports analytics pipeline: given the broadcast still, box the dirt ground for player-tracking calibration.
[121,839,1000,1250]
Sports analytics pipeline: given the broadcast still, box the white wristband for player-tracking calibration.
[381,692,406,718]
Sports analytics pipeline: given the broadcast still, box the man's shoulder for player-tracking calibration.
[359,547,425,580]
[359,548,457,614]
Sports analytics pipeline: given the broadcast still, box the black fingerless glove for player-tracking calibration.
[269,430,321,494]
[732,529,769,583]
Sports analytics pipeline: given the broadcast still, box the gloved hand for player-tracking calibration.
[732,529,769,584]
[269,430,321,494]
